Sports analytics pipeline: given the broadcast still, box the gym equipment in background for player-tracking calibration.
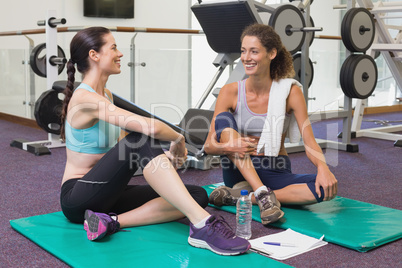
[30,43,67,78]
[10,10,67,156]
[339,0,402,147]
[192,0,360,153]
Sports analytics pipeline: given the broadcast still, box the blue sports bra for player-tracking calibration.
[65,83,120,154]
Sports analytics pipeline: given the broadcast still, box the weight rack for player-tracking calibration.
[350,0,402,147]
[10,10,67,155]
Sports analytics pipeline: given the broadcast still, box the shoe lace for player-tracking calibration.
[257,191,273,210]
[207,216,235,239]
[100,213,122,235]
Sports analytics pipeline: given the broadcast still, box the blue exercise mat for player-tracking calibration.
[10,211,291,267]
[203,183,402,252]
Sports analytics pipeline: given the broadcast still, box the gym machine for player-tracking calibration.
[192,0,363,153]
[342,0,402,147]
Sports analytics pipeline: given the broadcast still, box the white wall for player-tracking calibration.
[0,0,192,122]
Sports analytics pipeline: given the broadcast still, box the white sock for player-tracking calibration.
[254,185,269,197]
[193,215,211,229]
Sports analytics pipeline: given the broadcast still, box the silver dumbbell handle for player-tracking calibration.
[37,17,66,28]
[288,27,323,33]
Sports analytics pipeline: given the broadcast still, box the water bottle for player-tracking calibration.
[236,189,252,239]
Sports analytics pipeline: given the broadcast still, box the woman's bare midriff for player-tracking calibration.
[61,149,105,185]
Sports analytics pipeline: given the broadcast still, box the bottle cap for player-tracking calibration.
[240,189,248,195]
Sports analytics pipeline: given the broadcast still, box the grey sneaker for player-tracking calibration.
[255,190,284,225]
[208,181,253,206]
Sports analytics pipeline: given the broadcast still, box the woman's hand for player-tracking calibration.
[315,166,338,201]
[168,135,187,169]
[226,137,257,159]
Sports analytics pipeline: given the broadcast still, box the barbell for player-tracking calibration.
[268,4,322,55]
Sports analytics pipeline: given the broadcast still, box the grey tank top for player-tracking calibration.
[232,79,266,137]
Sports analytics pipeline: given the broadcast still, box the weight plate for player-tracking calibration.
[292,53,314,88]
[269,4,306,55]
[30,43,66,78]
[340,55,355,98]
[34,89,64,134]
[306,16,315,47]
[341,8,375,52]
[340,54,377,99]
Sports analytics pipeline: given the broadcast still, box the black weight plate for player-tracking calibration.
[340,55,377,99]
[34,89,64,134]
[341,8,375,52]
[341,8,352,51]
[349,54,377,99]
[30,43,66,78]
[342,56,355,98]
[340,55,356,98]
[345,54,360,98]
[343,55,363,99]
[306,16,315,47]
[292,53,314,88]
[269,4,306,55]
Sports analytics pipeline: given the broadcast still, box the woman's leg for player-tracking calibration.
[254,156,325,205]
[273,185,317,205]
[111,184,209,227]
[65,131,250,254]
[141,154,210,225]
[215,112,264,191]
[213,112,283,225]
[61,132,208,224]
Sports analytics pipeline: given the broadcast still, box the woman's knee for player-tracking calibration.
[215,112,238,142]
[306,182,325,203]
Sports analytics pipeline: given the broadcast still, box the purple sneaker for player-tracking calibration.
[188,215,251,255]
[83,209,120,241]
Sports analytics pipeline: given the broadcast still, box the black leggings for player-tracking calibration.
[60,132,208,223]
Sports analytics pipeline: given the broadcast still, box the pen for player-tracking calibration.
[263,242,297,247]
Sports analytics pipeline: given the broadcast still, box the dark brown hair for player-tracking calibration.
[240,23,295,80]
[60,27,111,140]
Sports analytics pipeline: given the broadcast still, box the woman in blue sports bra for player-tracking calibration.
[205,24,338,226]
[59,27,250,256]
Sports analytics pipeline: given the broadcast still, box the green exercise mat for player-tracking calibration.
[10,211,291,268]
[204,183,402,252]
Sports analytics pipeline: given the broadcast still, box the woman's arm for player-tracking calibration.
[204,83,257,158]
[78,89,185,145]
[287,85,338,200]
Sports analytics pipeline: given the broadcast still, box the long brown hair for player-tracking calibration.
[60,27,111,140]
[240,23,295,80]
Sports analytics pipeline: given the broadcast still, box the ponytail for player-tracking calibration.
[59,27,111,141]
[60,59,76,141]
[270,45,295,80]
